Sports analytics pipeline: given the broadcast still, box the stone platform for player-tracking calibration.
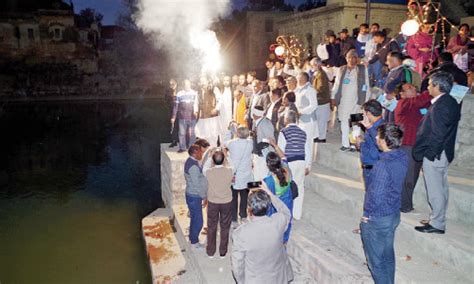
[146,95,474,283]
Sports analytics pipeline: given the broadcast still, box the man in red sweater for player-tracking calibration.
[393,83,431,213]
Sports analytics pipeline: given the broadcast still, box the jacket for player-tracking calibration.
[231,191,293,284]
[413,94,461,163]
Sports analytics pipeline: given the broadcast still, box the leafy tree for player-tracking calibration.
[78,8,103,26]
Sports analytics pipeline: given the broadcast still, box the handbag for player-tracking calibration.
[290,180,298,200]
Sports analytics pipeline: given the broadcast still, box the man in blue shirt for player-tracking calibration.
[356,99,384,185]
[360,124,408,284]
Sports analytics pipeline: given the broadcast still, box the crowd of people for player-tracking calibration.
[165,20,470,283]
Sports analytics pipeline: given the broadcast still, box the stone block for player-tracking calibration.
[142,208,187,284]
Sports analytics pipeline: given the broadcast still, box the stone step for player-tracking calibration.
[314,142,474,226]
[305,165,474,280]
[288,219,373,284]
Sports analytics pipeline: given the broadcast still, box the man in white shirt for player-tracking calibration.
[295,72,318,165]
[331,50,370,151]
[220,75,234,132]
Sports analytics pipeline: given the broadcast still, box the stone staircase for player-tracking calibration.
[287,139,474,283]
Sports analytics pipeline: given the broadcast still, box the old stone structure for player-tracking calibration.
[0,2,100,74]
[243,0,407,72]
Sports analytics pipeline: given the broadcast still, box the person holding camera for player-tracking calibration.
[225,125,254,226]
[355,100,384,185]
[231,184,293,284]
[360,124,408,284]
[202,148,234,258]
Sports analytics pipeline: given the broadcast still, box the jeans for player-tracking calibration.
[360,212,401,284]
[186,194,203,244]
[179,119,196,151]
[369,60,384,88]
[231,188,249,221]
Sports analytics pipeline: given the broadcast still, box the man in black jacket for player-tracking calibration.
[421,52,468,92]
[413,71,461,234]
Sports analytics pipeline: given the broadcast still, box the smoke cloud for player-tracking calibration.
[133,0,231,78]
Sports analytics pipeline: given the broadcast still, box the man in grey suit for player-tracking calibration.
[413,71,461,234]
[231,185,293,284]
[251,105,275,181]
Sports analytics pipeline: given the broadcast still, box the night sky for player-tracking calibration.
[72,0,308,25]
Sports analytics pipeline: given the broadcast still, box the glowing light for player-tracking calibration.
[275,46,285,56]
[190,29,222,75]
[401,19,420,36]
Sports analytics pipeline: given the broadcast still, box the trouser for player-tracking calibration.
[360,212,400,284]
[186,194,203,244]
[253,154,269,182]
[315,103,330,140]
[179,119,196,151]
[340,118,360,148]
[400,145,423,212]
[289,160,306,220]
[298,120,315,165]
[171,116,179,142]
[231,188,249,221]
[422,151,450,230]
[206,201,232,256]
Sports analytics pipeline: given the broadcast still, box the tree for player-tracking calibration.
[78,8,103,27]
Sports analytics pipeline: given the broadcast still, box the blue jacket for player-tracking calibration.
[360,118,384,165]
[363,149,408,217]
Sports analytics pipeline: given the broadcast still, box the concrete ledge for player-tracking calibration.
[141,208,187,284]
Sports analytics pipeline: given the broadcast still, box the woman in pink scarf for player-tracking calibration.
[406,24,437,77]
[446,24,471,72]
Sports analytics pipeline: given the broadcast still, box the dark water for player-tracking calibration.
[0,99,170,284]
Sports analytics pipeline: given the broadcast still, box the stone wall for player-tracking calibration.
[245,11,291,72]
[277,1,407,51]
[160,145,187,208]
[452,94,474,170]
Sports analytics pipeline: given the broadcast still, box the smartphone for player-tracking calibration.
[247,181,262,189]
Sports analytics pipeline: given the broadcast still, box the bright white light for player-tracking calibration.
[275,46,285,56]
[401,19,420,36]
[190,29,222,75]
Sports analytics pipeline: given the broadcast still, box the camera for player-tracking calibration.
[247,181,262,189]
[350,113,364,122]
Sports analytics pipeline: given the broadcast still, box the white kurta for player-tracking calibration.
[219,86,233,135]
[195,86,223,147]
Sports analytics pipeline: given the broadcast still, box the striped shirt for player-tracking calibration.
[173,89,198,120]
[278,124,307,164]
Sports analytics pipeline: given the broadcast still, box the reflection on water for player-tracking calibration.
[0,99,170,283]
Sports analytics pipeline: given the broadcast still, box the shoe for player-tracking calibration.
[349,145,357,152]
[191,242,205,249]
[340,146,351,152]
[314,138,327,143]
[169,141,178,147]
[219,254,226,259]
[401,208,415,213]
[208,255,215,259]
[177,149,186,153]
[414,224,445,234]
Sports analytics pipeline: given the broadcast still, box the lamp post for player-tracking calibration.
[366,0,371,25]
